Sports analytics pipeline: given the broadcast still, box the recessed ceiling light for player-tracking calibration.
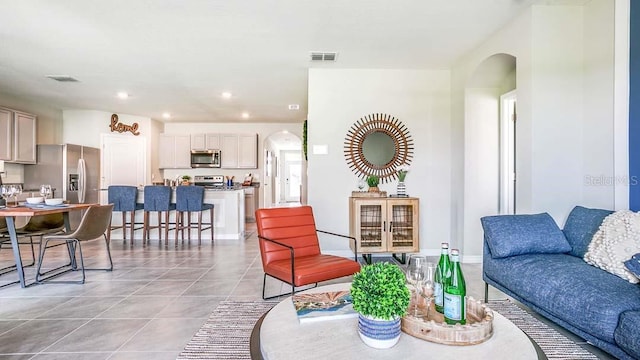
[162,112,171,119]
[283,130,289,134]
[222,92,233,99]
[241,112,250,119]
[117,92,129,99]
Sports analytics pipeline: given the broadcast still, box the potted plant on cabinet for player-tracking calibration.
[366,175,380,192]
[181,175,192,185]
[350,262,410,349]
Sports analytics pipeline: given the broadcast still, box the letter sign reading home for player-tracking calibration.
[109,114,140,136]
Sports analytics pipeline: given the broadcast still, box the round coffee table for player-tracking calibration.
[251,283,546,359]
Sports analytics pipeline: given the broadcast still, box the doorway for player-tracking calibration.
[263,131,302,207]
[500,90,517,214]
[281,150,302,202]
[100,134,147,203]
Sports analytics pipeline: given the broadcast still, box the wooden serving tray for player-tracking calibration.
[401,297,494,345]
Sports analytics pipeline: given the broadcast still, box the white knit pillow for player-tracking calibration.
[584,210,640,283]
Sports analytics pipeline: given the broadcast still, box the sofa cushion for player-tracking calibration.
[614,310,640,360]
[480,213,571,259]
[624,253,640,279]
[484,253,640,344]
[562,206,612,258]
[584,210,640,283]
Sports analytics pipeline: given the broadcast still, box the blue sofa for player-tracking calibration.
[481,206,640,360]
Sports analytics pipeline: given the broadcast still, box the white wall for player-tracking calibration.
[0,91,63,145]
[452,2,618,260]
[307,68,451,255]
[582,0,616,208]
[63,110,157,184]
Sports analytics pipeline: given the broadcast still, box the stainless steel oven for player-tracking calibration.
[190,150,221,168]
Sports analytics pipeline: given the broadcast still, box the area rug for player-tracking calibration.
[177,299,599,360]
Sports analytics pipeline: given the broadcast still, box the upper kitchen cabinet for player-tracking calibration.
[0,108,11,161]
[0,107,36,164]
[159,134,191,168]
[220,133,257,169]
[191,134,221,151]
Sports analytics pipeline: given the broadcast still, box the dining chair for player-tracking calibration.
[142,185,176,245]
[255,206,361,300]
[107,185,143,243]
[0,214,65,276]
[36,204,114,284]
[175,185,214,244]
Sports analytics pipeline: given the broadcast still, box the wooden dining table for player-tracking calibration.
[0,203,96,288]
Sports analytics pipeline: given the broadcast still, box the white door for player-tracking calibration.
[101,134,147,203]
[281,150,301,203]
[500,90,516,214]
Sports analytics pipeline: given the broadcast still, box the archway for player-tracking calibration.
[463,53,517,257]
[262,131,303,207]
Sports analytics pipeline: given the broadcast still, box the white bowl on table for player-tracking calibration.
[26,197,44,204]
[44,198,64,206]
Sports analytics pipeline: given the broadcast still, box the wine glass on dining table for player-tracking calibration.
[40,184,52,199]
[12,184,22,206]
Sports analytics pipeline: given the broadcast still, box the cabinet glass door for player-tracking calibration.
[388,202,417,250]
[358,203,384,250]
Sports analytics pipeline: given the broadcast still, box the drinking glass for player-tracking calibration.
[40,184,52,199]
[406,260,426,316]
[0,185,10,206]
[12,184,22,205]
[421,262,437,317]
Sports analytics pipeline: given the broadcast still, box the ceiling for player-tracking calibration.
[0,0,541,124]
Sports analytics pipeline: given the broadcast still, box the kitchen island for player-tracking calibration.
[101,186,245,241]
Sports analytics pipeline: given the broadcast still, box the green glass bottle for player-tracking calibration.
[434,242,451,313]
[444,249,466,325]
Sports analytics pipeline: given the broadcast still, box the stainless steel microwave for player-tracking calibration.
[191,150,221,168]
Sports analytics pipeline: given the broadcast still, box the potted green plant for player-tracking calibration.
[366,175,380,192]
[350,262,410,349]
[181,175,192,185]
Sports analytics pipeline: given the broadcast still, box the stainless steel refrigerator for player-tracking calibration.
[24,144,100,226]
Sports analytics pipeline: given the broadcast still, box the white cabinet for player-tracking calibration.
[221,133,257,169]
[0,107,36,164]
[0,108,11,161]
[191,134,220,150]
[221,134,239,168]
[13,111,36,163]
[159,134,191,168]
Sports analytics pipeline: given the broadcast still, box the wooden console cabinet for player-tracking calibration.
[349,196,419,263]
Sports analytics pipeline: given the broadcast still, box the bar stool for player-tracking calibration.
[142,185,176,245]
[107,185,143,243]
[175,185,214,244]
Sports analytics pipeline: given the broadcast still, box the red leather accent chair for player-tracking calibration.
[256,206,361,299]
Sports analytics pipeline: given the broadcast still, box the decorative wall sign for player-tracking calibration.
[344,113,413,183]
[109,114,140,136]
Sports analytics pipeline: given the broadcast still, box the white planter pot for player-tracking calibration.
[357,314,401,349]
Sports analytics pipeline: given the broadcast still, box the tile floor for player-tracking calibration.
[0,223,614,359]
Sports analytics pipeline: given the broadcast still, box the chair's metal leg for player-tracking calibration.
[484,282,489,303]
[104,234,114,271]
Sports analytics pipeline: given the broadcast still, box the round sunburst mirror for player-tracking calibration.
[344,113,414,183]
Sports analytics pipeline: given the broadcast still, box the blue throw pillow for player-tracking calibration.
[562,206,613,258]
[624,253,640,279]
[481,213,571,259]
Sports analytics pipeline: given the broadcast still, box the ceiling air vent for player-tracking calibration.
[45,75,80,82]
[310,52,337,62]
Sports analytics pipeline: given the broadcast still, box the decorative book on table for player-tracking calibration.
[292,291,359,323]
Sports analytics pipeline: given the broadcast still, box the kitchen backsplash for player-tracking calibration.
[1,163,24,184]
